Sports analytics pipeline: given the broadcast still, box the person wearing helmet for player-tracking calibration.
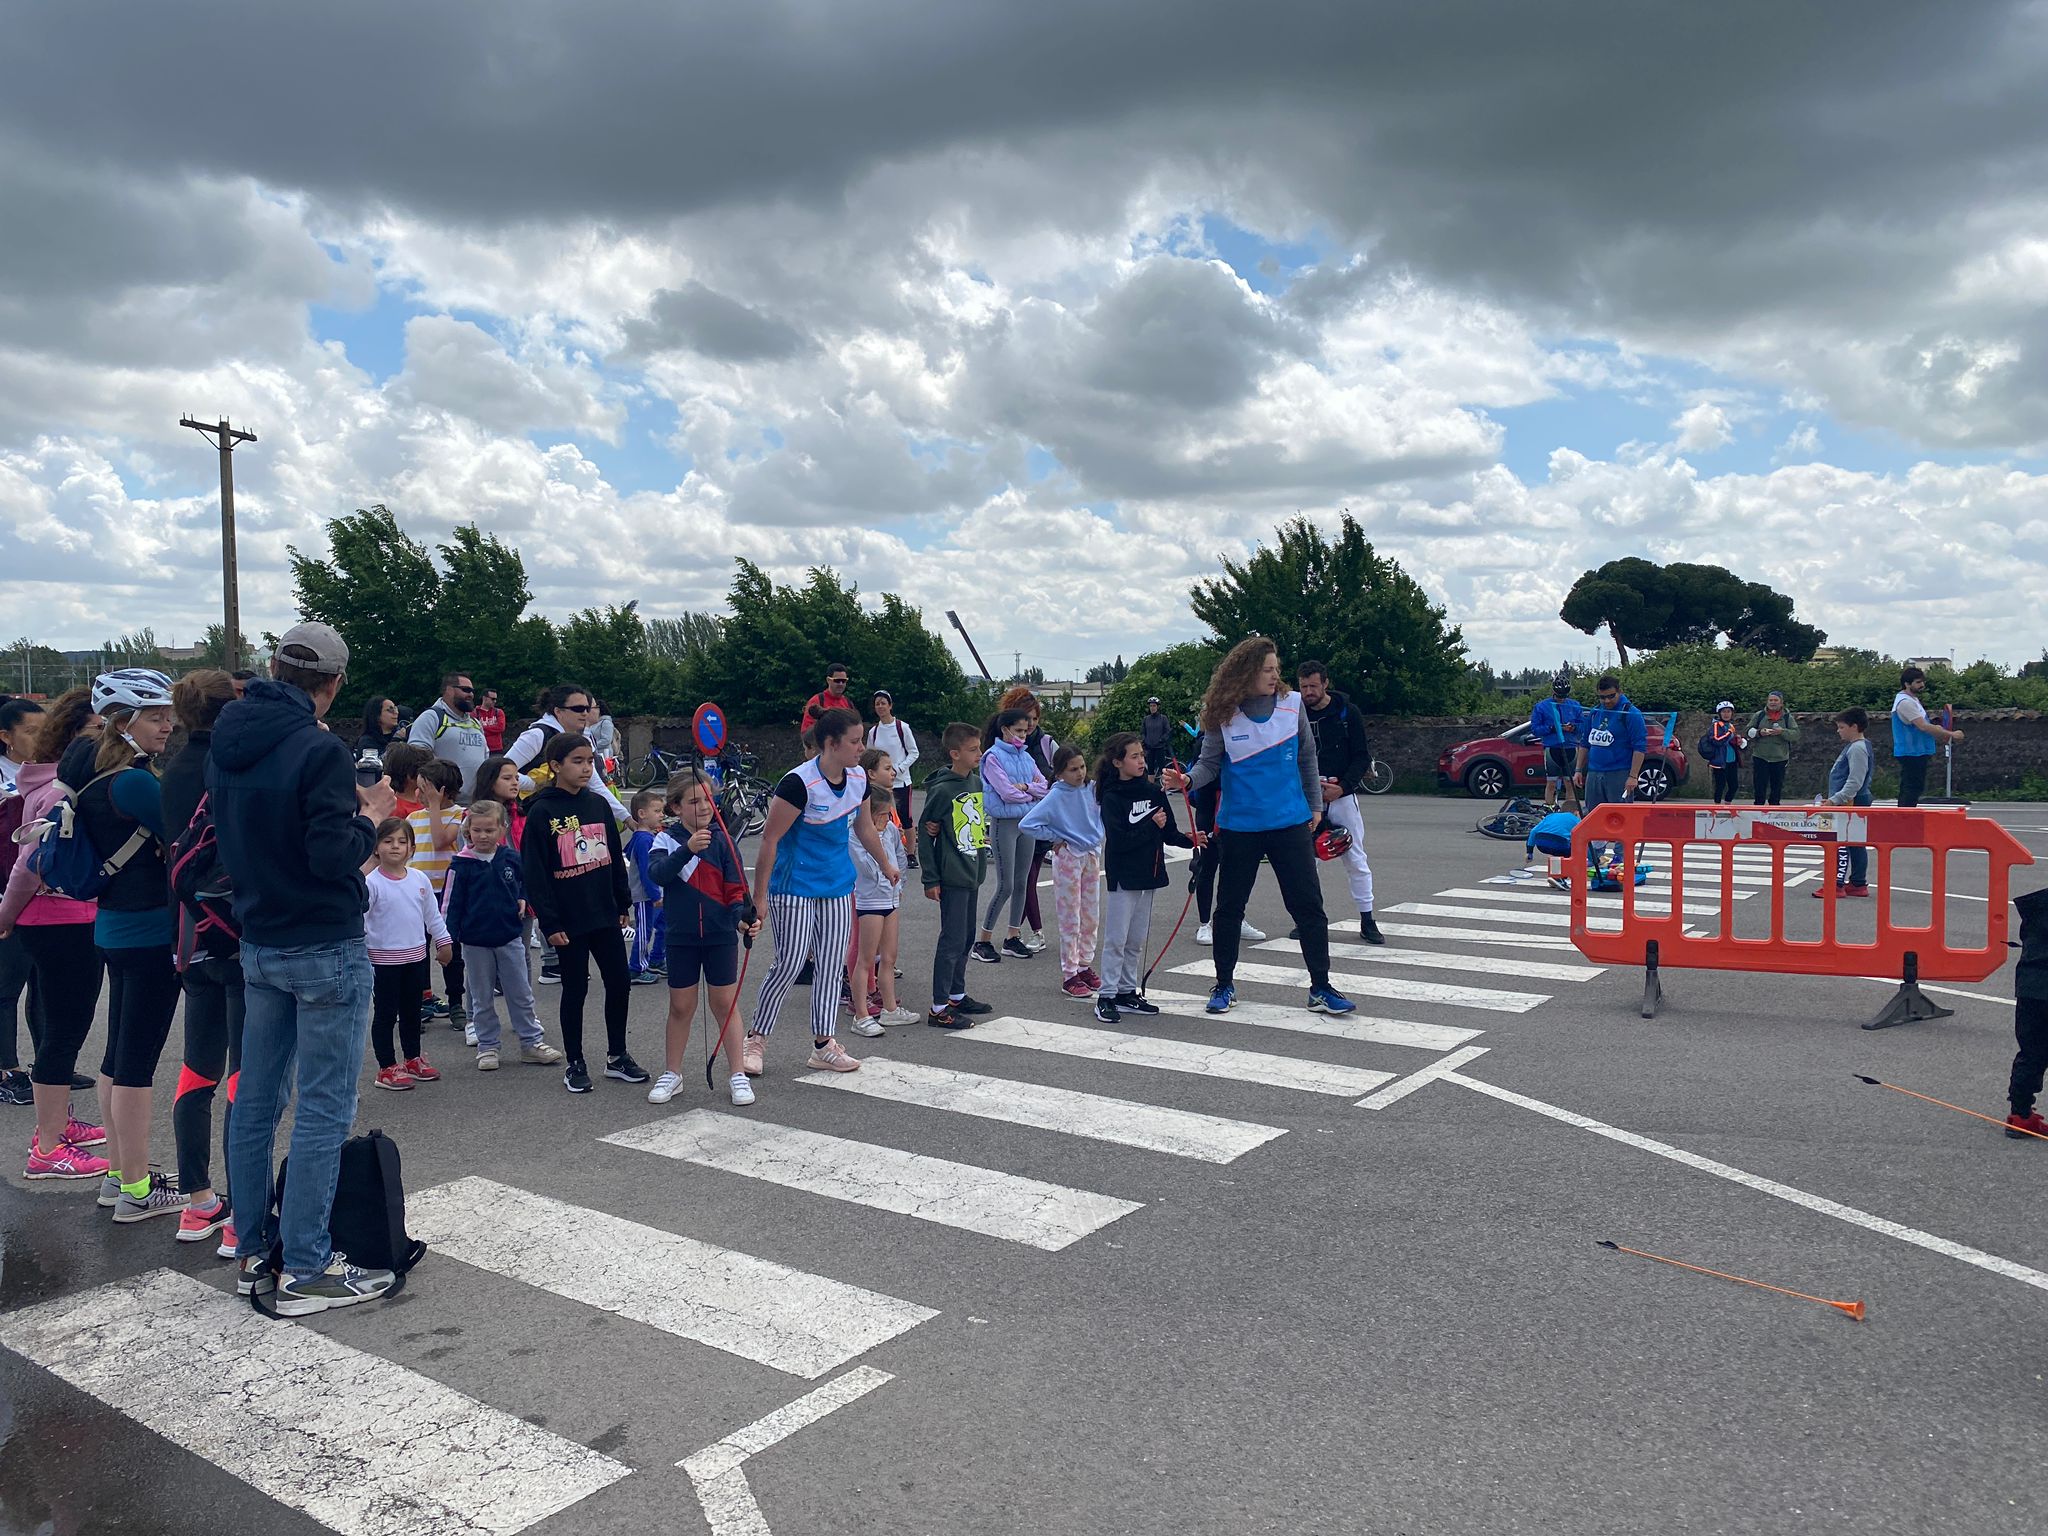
[1530,673,1584,811]
[1140,697,1172,778]
[1702,701,1744,804]
[77,668,188,1224]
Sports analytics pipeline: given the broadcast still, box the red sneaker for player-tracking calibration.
[402,1056,441,1082]
[374,1065,414,1091]
[1060,974,1094,999]
[1841,884,1871,898]
[2006,1111,2048,1141]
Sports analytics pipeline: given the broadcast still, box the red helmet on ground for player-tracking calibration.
[1314,825,1354,861]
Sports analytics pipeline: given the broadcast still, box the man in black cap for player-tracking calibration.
[1141,696,1172,778]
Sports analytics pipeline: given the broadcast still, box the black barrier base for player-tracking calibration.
[1863,951,1956,1031]
[1642,939,1663,1020]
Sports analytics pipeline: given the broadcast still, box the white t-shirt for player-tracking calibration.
[1892,690,1929,730]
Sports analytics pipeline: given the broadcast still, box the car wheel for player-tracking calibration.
[1636,762,1671,802]
[1464,760,1510,798]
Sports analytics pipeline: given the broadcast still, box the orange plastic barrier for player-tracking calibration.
[1568,804,2034,1026]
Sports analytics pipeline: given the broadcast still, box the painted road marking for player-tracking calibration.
[0,1268,630,1536]
[1143,988,1484,1051]
[798,1056,1285,1163]
[1391,901,1620,931]
[1433,886,1724,917]
[1261,937,1601,983]
[958,1016,1395,1097]
[1174,960,1547,1014]
[1370,920,1578,950]
[409,1178,934,1379]
[1356,1045,1493,1109]
[1445,1071,2048,1297]
[683,1366,894,1536]
[604,1110,1140,1252]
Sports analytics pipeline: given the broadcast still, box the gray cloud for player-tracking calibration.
[617,282,809,362]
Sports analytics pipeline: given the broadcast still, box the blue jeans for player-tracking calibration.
[228,939,373,1280]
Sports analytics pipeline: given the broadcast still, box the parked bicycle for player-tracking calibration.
[622,742,690,790]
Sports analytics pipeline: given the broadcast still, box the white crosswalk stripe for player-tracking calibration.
[0,1268,632,1536]
[1171,959,1548,1014]
[1261,936,1601,983]
[409,1178,936,1378]
[955,1015,1396,1097]
[1390,901,1621,931]
[1366,920,1579,950]
[797,1056,1285,1163]
[1432,886,1724,917]
[603,1109,1141,1251]
[1141,987,1485,1050]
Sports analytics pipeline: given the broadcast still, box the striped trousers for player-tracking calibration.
[749,893,855,1041]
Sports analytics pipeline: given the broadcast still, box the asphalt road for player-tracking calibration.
[3,795,2046,1536]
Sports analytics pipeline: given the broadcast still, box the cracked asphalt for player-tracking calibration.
[3,796,2046,1536]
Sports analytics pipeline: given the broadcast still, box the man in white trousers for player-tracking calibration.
[1294,661,1385,945]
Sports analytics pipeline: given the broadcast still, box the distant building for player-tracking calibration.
[1809,646,1845,665]
[1904,656,1952,672]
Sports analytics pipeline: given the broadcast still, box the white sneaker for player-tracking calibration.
[647,1071,684,1105]
[1241,922,1267,943]
[1020,932,1047,953]
[729,1074,756,1106]
[463,1021,479,1046]
[878,1006,919,1025]
[850,1015,885,1038]
[1196,923,1214,945]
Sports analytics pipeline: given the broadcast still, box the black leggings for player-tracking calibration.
[0,931,38,1070]
[373,958,428,1068]
[1898,755,1932,808]
[1211,820,1330,990]
[102,943,181,1089]
[557,924,630,1063]
[19,923,101,1088]
[1192,801,1219,925]
[2012,998,2048,1116]
[1752,759,1787,805]
[175,956,244,1196]
[442,950,465,1012]
[1712,764,1740,803]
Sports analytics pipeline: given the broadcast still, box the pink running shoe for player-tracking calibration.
[177,1198,230,1244]
[402,1055,442,1083]
[26,1134,111,1181]
[216,1222,239,1260]
[63,1115,107,1148]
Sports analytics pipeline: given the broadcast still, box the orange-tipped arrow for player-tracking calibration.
[1853,1074,2048,1140]
[1597,1241,1865,1321]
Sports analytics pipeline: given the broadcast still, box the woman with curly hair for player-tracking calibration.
[1185,638,1355,1018]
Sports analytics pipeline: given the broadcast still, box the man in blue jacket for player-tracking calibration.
[212,622,397,1318]
[1529,674,1585,809]
[1574,675,1647,865]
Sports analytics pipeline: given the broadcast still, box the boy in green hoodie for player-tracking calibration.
[917,723,991,1029]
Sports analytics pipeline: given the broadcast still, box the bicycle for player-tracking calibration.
[1475,796,1547,842]
[1361,758,1394,795]
[623,742,689,790]
[717,757,771,838]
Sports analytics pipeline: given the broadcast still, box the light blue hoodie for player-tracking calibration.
[1019,779,1104,853]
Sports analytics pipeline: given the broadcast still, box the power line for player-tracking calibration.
[180,415,256,672]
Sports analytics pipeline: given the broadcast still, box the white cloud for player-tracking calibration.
[1671,402,1735,454]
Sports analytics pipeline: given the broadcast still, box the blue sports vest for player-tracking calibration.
[1891,692,1937,758]
[768,760,867,899]
[1216,695,1310,833]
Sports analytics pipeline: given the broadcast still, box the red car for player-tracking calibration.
[1437,716,1688,801]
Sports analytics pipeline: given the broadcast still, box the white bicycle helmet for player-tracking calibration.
[92,668,175,714]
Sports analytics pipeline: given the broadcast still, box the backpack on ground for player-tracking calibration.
[254,1130,426,1312]
[168,790,238,968]
[22,768,149,901]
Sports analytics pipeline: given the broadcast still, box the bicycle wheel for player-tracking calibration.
[1475,796,1543,842]
[623,753,656,790]
[1362,759,1394,795]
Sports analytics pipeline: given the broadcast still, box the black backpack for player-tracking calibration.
[253,1130,426,1311]
[169,790,239,968]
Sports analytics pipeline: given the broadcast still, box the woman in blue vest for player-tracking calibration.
[743,707,901,1084]
[1186,638,1356,1018]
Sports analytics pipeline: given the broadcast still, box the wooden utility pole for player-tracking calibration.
[180,415,256,672]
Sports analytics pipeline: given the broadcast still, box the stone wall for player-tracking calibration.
[616,708,2048,799]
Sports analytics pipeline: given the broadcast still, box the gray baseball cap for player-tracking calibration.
[275,620,349,675]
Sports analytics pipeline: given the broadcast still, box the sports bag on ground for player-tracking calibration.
[254,1130,426,1310]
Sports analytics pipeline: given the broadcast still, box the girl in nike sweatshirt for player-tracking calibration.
[1092,732,1191,1022]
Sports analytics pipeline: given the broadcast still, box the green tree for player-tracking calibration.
[194,624,256,671]
[557,604,678,717]
[1092,641,1225,742]
[99,627,170,671]
[1085,655,1129,684]
[1189,513,1481,713]
[647,613,724,671]
[290,505,443,707]
[1561,558,1824,662]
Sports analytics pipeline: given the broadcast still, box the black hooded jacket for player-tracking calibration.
[207,679,378,948]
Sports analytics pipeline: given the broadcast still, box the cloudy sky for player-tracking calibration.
[3,2,2046,678]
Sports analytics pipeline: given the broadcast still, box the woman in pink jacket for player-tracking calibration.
[0,688,111,1182]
